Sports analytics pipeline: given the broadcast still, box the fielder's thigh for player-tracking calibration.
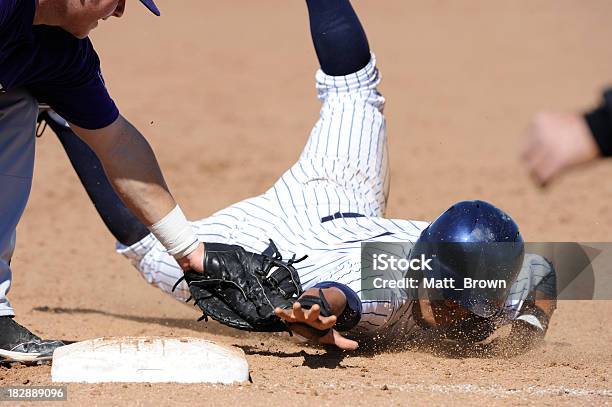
[0,89,38,316]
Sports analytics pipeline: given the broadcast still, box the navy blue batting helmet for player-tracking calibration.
[412,200,524,318]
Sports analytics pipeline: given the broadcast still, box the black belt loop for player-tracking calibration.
[320,212,365,223]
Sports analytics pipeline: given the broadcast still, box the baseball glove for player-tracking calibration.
[173,240,306,333]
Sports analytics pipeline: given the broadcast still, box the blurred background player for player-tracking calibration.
[44,0,557,351]
[522,88,612,185]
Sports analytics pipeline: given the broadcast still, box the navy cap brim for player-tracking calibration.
[139,0,161,16]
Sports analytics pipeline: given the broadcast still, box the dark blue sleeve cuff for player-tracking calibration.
[27,34,120,130]
[585,88,612,157]
[312,281,362,331]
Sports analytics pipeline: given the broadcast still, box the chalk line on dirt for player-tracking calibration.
[312,382,612,398]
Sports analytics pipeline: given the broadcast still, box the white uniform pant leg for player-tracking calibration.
[276,55,390,223]
[117,234,191,303]
[0,89,38,317]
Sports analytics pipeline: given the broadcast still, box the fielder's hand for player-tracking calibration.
[521,112,600,185]
[177,240,305,332]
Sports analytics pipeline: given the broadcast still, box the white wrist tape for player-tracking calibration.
[149,205,200,259]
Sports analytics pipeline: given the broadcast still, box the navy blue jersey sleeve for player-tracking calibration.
[1,4,119,130]
[0,0,36,92]
[0,0,23,29]
[0,0,15,27]
[26,26,119,129]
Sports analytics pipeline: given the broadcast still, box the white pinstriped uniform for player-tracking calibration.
[118,56,553,340]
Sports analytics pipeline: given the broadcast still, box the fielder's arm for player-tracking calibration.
[71,114,205,272]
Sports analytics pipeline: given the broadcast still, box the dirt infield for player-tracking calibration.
[3,1,612,405]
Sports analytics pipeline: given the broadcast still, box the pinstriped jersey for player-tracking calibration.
[118,55,554,341]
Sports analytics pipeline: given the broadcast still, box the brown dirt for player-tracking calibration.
[4,1,612,405]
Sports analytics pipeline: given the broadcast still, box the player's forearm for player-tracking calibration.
[301,287,347,317]
[95,135,176,224]
[72,115,175,225]
[71,115,204,271]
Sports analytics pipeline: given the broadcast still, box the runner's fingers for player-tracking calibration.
[292,301,306,321]
[316,315,337,329]
[306,304,320,322]
[275,307,297,322]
